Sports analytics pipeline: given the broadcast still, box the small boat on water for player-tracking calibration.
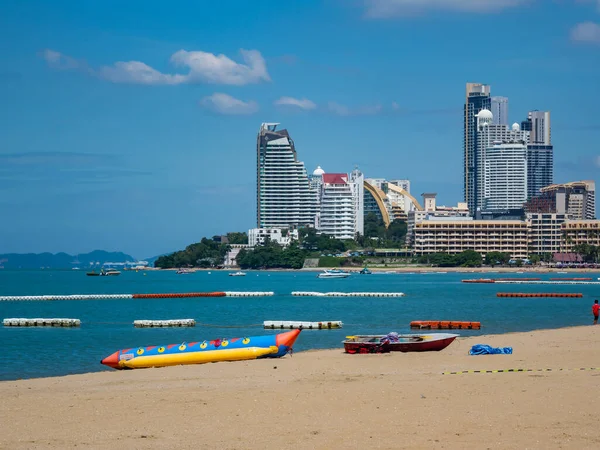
[317,269,350,279]
[229,271,247,277]
[176,268,194,274]
[100,329,301,370]
[343,332,458,354]
[359,267,372,275]
[87,269,120,277]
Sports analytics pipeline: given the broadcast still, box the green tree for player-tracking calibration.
[226,232,248,245]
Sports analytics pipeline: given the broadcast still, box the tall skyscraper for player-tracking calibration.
[527,144,553,199]
[464,82,491,214]
[483,142,528,211]
[474,110,529,211]
[490,96,509,126]
[521,110,553,197]
[256,123,318,228]
[316,173,362,239]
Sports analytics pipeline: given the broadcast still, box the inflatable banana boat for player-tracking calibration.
[100,329,300,370]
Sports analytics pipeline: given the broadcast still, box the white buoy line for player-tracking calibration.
[3,318,81,327]
[134,319,196,328]
[263,320,343,329]
[291,292,405,297]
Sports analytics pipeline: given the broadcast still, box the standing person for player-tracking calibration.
[593,300,600,325]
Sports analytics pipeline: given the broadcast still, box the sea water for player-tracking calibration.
[0,270,597,380]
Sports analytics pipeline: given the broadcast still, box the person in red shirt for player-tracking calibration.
[593,300,600,325]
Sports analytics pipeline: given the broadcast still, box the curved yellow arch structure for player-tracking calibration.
[386,184,424,211]
[364,181,391,228]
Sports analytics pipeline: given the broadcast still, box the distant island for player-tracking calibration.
[0,250,137,269]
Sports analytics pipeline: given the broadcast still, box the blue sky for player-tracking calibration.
[1,0,599,258]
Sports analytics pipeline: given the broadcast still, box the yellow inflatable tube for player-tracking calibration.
[119,346,279,369]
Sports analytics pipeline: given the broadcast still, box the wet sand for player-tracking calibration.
[1,326,600,449]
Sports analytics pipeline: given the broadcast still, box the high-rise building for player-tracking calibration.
[475,110,529,211]
[317,173,359,239]
[529,110,551,145]
[464,82,491,214]
[491,96,509,126]
[521,111,553,198]
[527,144,553,199]
[350,168,365,236]
[483,142,528,211]
[256,123,318,228]
[538,181,596,220]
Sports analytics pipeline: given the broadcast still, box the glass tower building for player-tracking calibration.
[464,83,491,214]
[256,123,318,228]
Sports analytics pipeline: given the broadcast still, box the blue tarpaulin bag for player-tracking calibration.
[469,344,513,355]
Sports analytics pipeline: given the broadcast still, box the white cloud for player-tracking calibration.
[364,0,527,17]
[570,22,600,44]
[328,102,383,116]
[199,93,259,115]
[41,49,270,85]
[274,97,317,110]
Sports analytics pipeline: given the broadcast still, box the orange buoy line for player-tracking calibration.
[495,278,541,281]
[549,277,592,281]
[410,321,481,330]
[132,292,226,299]
[496,293,583,298]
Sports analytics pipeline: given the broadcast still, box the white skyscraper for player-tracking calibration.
[491,96,509,126]
[256,123,318,228]
[483,143,528,210]
[318,173,357,239]
[475,109,530,211]
[528,110,551,145]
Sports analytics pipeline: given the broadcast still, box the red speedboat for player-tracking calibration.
[343,332,458,354]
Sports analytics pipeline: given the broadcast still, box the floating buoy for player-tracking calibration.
[291,292,404,297]
[133,319,196,328]
[263,320,343,330]
[3,318,81,327]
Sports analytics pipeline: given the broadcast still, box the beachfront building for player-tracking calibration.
[316,172,363,239]
[248,228,299,247]
[559,221,600,253]
[482,142,528,211]
[256,123,318,228]
[407,193,470,245]
[526,213,568,255]
[413,220,529,259]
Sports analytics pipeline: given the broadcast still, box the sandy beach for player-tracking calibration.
[1,326,599,449]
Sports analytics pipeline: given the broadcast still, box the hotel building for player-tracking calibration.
[256,123,318,228]
[413,220,529,259]
[483,142,528,211]
[316,172,363,239]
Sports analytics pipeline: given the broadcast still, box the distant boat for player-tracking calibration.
[72,267,81,271]
[317,269,350,279]
[176,268,194,274]
[87,269,120,277]
[359,267,372,275]
[229,271,247,277]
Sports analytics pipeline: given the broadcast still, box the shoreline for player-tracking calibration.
[160,266,600,273]
[2,325,599,449]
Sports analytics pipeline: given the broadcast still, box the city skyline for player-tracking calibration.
[1,0,599,257]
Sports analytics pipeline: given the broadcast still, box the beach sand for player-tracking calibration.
[1,326,600,449]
